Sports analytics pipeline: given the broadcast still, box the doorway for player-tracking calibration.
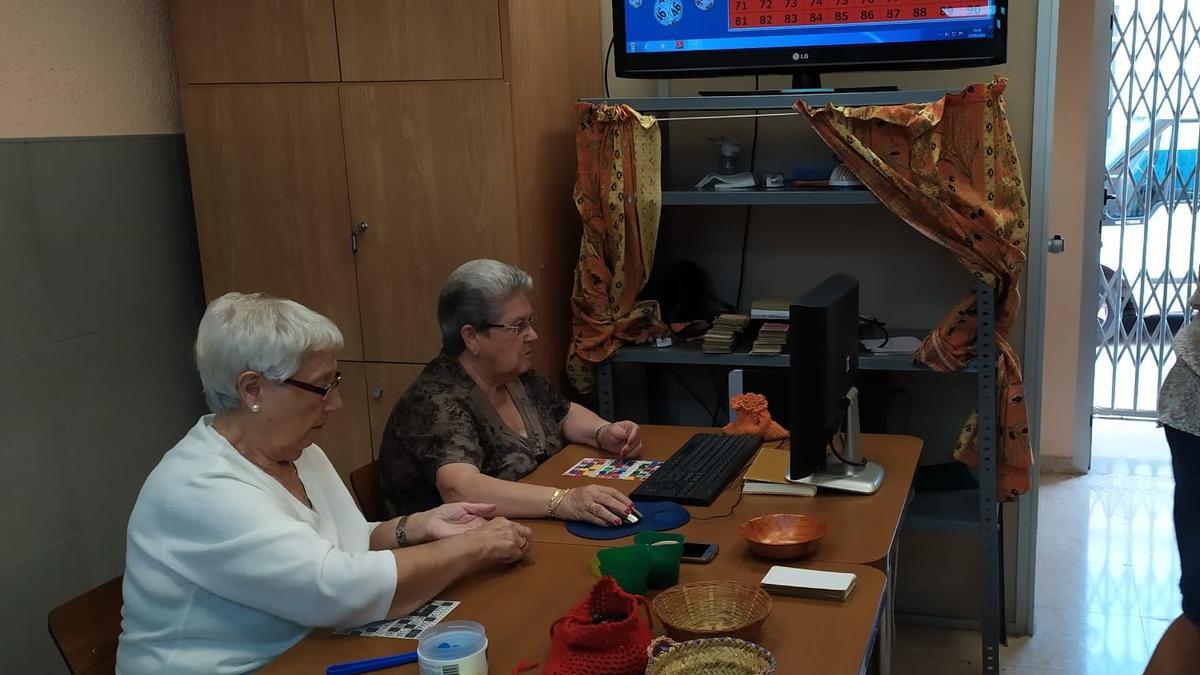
[1095,0,1200,419]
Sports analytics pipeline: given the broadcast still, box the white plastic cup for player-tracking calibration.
[417,621,488,675]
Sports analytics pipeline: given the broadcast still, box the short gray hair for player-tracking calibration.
[438,259,533,356]
[195,292,344,412]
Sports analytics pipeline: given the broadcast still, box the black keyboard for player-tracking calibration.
[631,433,763,506]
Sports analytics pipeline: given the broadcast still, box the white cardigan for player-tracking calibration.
[116,416,397,675]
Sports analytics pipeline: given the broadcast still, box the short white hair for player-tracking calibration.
[437,259,534,356]
[195,292,344,413]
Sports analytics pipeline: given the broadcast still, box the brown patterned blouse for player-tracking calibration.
[378,353,572,517]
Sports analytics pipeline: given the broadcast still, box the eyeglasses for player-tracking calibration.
[481,315,537,335]
[283,371,342,400]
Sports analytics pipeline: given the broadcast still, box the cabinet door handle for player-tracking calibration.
[351,221,369,255]
[369,387,383,400]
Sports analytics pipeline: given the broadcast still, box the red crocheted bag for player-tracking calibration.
[542,576,654,675]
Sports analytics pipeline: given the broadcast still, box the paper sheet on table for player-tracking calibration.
[334,600,459,639]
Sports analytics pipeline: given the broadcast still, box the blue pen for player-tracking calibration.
[326,650,418,674]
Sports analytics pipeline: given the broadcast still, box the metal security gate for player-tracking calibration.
[1097,0,1200,417]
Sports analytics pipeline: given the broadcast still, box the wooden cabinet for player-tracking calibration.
[172,1,600,479]
[364,363,426,456]
[180,85,364,361]
[314,363,373,485]
[334,0,503,81]
[341,82,520,362]
[170,0,340,83]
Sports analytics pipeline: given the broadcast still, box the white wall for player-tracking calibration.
[1038,0,1110,464]
[0,0,182,138]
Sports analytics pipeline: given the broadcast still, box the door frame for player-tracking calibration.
[1013,0,1063,638]
[1073,1,1113,474]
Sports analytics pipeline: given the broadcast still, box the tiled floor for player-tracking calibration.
[893,418,1179,675]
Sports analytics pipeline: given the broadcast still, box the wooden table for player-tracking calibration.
[262,543,885,675]
[520,426,923,568]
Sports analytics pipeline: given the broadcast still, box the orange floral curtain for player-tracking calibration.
[797,78,1033,500]
[566,103,667,394]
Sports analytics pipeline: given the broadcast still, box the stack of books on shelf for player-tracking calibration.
[702,314,750,354]
[750,297,791,321]
[750,322,789,356]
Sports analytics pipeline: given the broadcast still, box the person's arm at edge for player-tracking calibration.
[435,463,557,519]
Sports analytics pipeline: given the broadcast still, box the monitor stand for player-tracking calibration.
[785,387,885,494]
[698,72,899,97]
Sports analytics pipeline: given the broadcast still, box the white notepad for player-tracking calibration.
[761,566,857,601]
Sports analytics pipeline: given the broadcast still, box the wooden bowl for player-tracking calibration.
[652,581,772,642]
[740,514,827,560]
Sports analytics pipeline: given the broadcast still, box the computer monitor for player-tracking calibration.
[786,274,884,494]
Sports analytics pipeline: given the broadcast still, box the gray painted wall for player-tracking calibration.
[0,134,205,673]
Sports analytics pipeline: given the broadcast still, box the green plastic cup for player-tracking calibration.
[634,532,685,589]
[597,544,652,595]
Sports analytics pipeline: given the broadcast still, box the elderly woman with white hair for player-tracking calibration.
[116,293,531,675]
[379,259,643,527]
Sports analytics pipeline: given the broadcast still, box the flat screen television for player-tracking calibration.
[612,0,1007,86]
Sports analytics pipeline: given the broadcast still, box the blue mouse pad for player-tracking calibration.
[564,500,690,540]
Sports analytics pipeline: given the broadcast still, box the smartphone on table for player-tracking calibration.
[680,541,718,564]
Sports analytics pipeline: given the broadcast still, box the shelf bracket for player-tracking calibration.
[976,280,1002,673]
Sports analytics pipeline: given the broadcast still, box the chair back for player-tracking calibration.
[48,576,124,675]
[350,460,388,522]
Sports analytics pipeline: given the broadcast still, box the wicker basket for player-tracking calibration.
[651,581,772,642]
[645,636,776,675]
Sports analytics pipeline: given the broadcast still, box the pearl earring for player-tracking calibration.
[250,404,261,413]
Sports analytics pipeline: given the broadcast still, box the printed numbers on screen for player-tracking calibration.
[728,0,977,30]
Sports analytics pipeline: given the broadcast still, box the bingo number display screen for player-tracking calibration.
[620,0,997,54]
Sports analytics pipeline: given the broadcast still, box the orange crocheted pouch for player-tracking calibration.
[723,393,788,441]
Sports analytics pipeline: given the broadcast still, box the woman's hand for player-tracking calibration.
[556,485,634,527]
[471,517,532,565]
[599,420,643,459]
[406,503,495,545]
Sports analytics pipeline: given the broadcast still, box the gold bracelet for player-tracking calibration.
[548,488,571,518]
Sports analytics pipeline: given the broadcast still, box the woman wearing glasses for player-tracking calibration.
[378,259,642,527]
[117,293,531,675]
